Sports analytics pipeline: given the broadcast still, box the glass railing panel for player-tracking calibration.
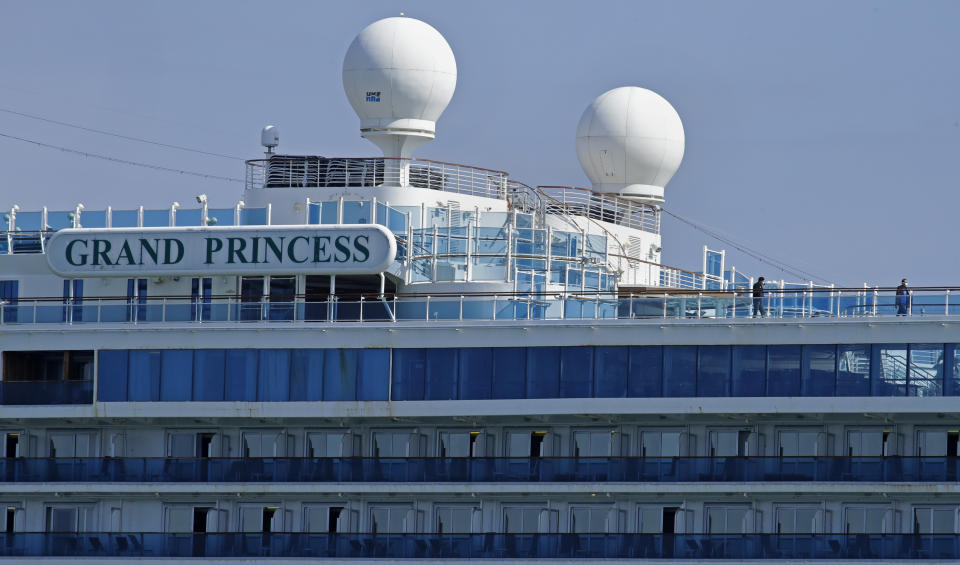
[206,208,235,227]
[175,208,203,226]
[342,201,372,224]
[471,257,506,281]
[240,207,268,225]
[0,380,93,405]
[46,211,74,230]
[435,259,467,281]
[142,209,169,227]
[14,211,41,231]
[395,300,426,321]
[79,210,107,228]
[428,300,460,320]
[411,258,432,282]
[111,209,139,227]
[462,299,495,320]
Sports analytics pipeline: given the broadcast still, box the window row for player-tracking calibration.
[94,343,960,403]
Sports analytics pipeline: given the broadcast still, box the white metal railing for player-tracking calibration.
[0,287,950,327]
[246,157,512,200]
[538,186,660,234]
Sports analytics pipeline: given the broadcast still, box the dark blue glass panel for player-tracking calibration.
[193,349,225,401]
[425,348,458,400]
[392,349,425,400]
[946,344,960,396]
[698,346,730,397]
[663,346,696,397]
[560,347,593,398]
[732,345,765,396]
[258,349,291,401]
[127,350,161,401]
[324,349,357,401]
[872,344,906,396]
[160,350,193,401]
[459,348,492,400]
[767,345,801,396]
[224,350,258,401]
[97,350,128,402]
[357,349,389,401]
[492,348,526,399]
[837,344,870,396]
[628,346,662,397]
[801,345,836,396]
[291,349,324,401]
[526,347,560,398]
[594,346,628,398]
[908,344,943,397]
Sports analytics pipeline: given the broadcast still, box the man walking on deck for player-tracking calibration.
[752,277,765,318]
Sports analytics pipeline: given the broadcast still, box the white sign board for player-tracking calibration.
[45,225,396,277]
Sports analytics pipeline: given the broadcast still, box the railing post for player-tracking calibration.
[359,295,364,323]
[425,295,430,321]
[873,286,878,317]
[662,293,667,319]
[947,289,951,316]
[162,297,166,323]
[628,293,633,319]
[493,295,497,320]
[697,292,702,319]
[459,295,463,321]
[594,292,599,320]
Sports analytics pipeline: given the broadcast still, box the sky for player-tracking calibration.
[0,1,957,287]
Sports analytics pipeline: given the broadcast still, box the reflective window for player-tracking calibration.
[846,428,889,456]
[663,346,696,397]
[776,506,819,533]
[914,507,956,534]
[594,347,628,398]
[844,506,888,534]
[732,346,765,396]
[802,345,836,396]
[503,507,542,533]
[370,506,412,534]
[705,506,750,533]
[767,346,801,396]
[909,344,943,396]
[436,506,475,533]
[372,431,414,457]
[308,431,352,457]
[641,431,682,457]
[570,506,610,533]
[573,430,613,457]
[838,344,870,396]
[698,346,730,397]
[628,346,662,397]
[873,344,907,396]
[778,429,821,456]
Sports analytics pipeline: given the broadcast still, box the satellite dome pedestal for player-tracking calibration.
[342,16,457,187]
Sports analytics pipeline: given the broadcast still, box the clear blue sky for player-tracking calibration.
[1,1,957,287]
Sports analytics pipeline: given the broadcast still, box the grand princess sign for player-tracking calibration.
[45,225,396,277]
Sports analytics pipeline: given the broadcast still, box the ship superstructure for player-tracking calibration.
[1,15,960,564]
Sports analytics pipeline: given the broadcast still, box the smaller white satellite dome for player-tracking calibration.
[576,87,685,203]
[342,16,457,159]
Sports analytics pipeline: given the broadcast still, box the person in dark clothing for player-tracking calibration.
[752,277,765,318]
[896,278,909,316]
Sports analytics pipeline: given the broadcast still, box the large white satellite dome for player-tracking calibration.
[576,87,685,203]
[342,16,457,159]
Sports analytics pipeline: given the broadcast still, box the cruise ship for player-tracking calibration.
[2,15,959,563]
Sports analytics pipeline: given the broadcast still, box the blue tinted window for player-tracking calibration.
[837,344,870,396]
[872,344,906,396]
[392,349,425,400]
[425,349,458,400]
[526,347,560,398]
[732,345,765,396]
[594,346,628,398]
[802,345,835,396]
[160,350,193,401]
[459,348,492,400]
[947,344,960,396]
[291,349,324,401]
[628,346,662,397]
[698,346,730,397]
[908,344,943,397]
[97,350,128,402]
[224,350,258,401]
[560,347,593,398]
[767,345,801,396]
[128,350,161,401]
[324,349,357,401]
[193,349,225,401]
[358,349,389,401]
[663,346,696,397]
[492,348,526,399]
[258,349,291,401]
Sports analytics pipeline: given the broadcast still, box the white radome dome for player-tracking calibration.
[342,16,457,158]
[575,87,685,203]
